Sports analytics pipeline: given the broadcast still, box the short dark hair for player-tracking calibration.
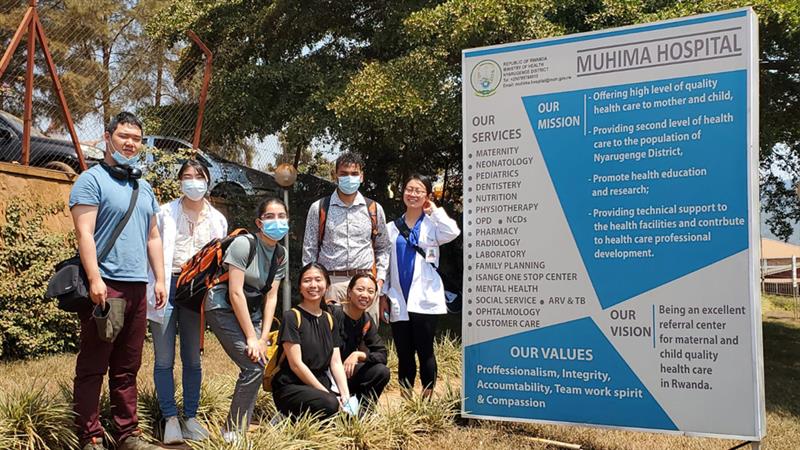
[256,197,288,218]
[335,152,364,172]
[177,159,211,183]
[403,173,433,195]
[106,111,143,135]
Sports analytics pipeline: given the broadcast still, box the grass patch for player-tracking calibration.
[0,321,796,448]
[763,293,799,315]
[0,384,78,450]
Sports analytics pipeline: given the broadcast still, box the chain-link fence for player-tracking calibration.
[0,0,284,183]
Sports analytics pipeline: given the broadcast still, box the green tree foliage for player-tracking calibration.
[267,133,334,180]
[0,197,79,359]
[152,0,800,237]
[0,0,170,133]
[139,144,192,203]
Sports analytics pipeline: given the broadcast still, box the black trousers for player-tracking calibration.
[348,362,390,406]
[391,312,438,390]
[272,374,339,419]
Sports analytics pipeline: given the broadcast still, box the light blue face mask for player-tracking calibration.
[108,139,136,166]
[181,179,208,201]
[338,175,361,195]
[260,219,289,241]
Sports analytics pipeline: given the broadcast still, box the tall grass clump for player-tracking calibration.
[401,383,461,434]
[134,384,159,439]
[252,390,278,422]
[364,402,424,449]
[435,331,462,379]
[270,411,347,449]
[333,410,394,450]
[0,385,78,449]
[195,376,235,427]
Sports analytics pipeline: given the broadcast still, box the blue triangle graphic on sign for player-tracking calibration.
[464,317,676,430]
[521,71,748,308]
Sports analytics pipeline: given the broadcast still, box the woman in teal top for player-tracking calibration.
[205,198,289,441]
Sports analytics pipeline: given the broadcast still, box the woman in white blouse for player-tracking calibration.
[146,159,227,444]
[379,174,460,398]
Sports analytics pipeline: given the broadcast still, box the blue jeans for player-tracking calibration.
[149,274,202,418]
[206,308,263,432]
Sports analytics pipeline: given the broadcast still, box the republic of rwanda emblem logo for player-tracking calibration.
[470,60,502,97]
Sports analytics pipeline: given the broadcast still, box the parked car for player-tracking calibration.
[0,110,104,173]
[142,136,279,198]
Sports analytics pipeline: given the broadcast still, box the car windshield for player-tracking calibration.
[0,111,46,137]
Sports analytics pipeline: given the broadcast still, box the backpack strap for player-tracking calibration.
[292,307,301,328]
[260,244,285,295]
[325,311,334,331]
[365,197,378,277]
[97,180,139,263]
[316,195,333,258]
[362,317,371,337]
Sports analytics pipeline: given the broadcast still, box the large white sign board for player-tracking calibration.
[461,8,765,440]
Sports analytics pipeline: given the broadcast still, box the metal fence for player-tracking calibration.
[0,0,282,177]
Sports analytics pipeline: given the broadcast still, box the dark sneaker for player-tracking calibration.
[117,430,160,450]
[81,437,107,450]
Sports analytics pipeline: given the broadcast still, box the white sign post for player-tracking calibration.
[461,8,765,442]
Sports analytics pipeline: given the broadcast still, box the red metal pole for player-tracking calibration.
[34,13,85,170]
[186,30,212,151]
[21,8,35,166]
[0,8,33,79]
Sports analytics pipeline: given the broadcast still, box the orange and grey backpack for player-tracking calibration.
[317,194,379,276]
[174,228,285,313]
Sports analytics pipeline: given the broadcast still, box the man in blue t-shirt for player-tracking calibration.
[69,112,166,450]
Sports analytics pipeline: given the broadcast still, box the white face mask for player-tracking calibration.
[181,179,208,201]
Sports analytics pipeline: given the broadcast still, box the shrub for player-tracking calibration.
[139,145,192,204]
[0,384,78,450]
[0,197,79,359]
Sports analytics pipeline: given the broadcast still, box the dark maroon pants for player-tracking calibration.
[73,279,147,445]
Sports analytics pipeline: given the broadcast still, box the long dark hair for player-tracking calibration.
[297,262,331,310]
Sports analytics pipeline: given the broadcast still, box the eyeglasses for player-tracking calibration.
[260,214,287,220]
[404,188,427,196]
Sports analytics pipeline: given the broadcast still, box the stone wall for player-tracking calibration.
[0,162,76,232]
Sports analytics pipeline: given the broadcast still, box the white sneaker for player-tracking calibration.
[181,417,209,441]
[163,416,184,445]
[269,411,286,426]
[222,430,240,444]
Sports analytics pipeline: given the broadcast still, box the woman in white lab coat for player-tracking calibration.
[379,173,460,398]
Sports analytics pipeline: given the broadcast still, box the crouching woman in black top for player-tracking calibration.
[271,263,351,418]
[331,274,390,408]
